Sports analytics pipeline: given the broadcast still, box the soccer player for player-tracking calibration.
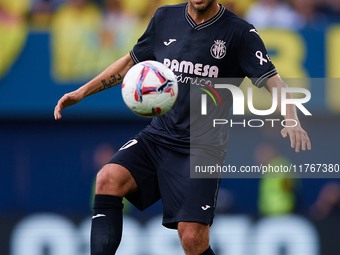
[54,1,312,254]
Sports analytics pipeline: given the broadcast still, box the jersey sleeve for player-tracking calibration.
[129,13,157,63]
[238,24,277,88]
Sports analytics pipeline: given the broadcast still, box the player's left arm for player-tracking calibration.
[265,74,312,153]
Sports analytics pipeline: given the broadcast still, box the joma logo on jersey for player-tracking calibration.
[163,58,219,78]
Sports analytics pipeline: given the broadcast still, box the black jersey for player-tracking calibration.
[130,3,277,159]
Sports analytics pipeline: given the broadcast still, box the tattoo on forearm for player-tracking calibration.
[99,73,122,92]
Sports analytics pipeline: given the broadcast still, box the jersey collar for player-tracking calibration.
[185,4,225,30]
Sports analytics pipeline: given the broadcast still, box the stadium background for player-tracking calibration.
[0,0,340,254]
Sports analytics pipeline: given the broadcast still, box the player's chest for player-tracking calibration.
[154,28,239,66]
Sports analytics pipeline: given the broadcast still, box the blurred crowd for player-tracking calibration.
[1,0,339,29]
[0,0,339,79]
[244,0,340,29]
[30,0,340,27]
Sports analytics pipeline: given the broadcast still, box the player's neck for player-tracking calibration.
[187,2,220,25]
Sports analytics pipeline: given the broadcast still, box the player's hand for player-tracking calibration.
[54,91,83,120]
[281,124,311,153]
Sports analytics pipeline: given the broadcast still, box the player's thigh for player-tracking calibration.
[107,135,165,210]
[95,163,138,197]
[159,152,222,229]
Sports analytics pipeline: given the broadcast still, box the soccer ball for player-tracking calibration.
[122,60,178,117]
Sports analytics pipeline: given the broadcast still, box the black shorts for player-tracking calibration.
[108,133,221,229]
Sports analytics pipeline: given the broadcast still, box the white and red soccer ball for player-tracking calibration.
[122,60,178,117]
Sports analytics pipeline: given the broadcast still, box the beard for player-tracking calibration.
[188,0,215,14]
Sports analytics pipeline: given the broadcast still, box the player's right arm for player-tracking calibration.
[54,53,135,120]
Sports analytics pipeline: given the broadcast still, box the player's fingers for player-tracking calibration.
[281,128,288,138]
[288,130,296,150]
[304,133,312,151]
[300,131,308,151]
[301,131,312,151]
[54,103,62,120]
[54,96,67,120]
[307,139,312,150]
[295,132,301,153]
[54,105,62,120]
[301,135,307,151]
